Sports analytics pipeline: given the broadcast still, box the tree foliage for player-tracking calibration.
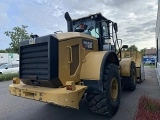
[4,25,31,53]
[0,48,14,53]
[5,47,14,53]
[127,44,138,51]
[0,50,7,53]
[140,48,146,55]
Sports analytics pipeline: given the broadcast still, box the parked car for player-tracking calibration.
[0,63,19,74]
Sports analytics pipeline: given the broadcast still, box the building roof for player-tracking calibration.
[145,48,156,55]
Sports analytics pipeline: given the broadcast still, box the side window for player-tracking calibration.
[102,22,110,38]
[73,20,100,39]
[90,27,100,38]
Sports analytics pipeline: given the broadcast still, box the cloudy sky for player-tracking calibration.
[0,0,158,50]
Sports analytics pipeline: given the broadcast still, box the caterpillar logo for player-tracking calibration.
[29,38,35,44]
[29,34,39,44]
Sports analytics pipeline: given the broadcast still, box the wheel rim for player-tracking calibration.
[110,78,118,101]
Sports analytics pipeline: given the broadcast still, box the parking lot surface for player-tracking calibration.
[0,66,159,120]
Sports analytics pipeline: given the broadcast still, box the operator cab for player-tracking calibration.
[65,12,119,51]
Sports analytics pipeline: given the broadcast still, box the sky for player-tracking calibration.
[0,0,158,50]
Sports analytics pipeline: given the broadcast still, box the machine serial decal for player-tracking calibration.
[82,39,93,50]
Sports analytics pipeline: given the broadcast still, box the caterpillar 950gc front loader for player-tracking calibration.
[9,12,144,117]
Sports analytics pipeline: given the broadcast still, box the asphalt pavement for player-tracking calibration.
[0,66,160,120]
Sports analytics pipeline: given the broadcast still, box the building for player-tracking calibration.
[143,48,156,64]
[145,48,156,56]
[156,0,160,74]
[0,53,19,65]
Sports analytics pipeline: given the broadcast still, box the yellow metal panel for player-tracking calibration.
[9,83,87,109]
[120,58,132,76]
[58,38,98,85]
[135,51,142,67]
[55,32,97,41]
[120,51,143,78]
[13,77,20,84]
[121,51,142,67]
[80,51,106,80]
[136,67,140,78]
[136,53,143,79]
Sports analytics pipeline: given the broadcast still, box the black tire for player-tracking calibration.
[122,62,137,91]
[86,63,121,117]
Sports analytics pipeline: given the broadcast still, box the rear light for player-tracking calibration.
[13,77,20,84]
[66,85,73,90]
[66,81,76,91]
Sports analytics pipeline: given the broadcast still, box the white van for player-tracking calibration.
[0,63,19,74]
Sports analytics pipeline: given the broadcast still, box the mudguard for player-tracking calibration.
[80,51,119,80]
[80,51,119,93]
[120,57,133,77]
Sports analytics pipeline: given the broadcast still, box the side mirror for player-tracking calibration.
[75,28,85,32]
[122,45,128,49]
[113,23,118,32]
[88,26,94,31]
[5,67,8,69]
[75,24,85,32]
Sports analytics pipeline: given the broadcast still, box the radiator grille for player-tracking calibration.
[20,42,49,80]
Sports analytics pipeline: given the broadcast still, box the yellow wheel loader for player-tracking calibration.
[121,51,145,84]
[9,12,144,117]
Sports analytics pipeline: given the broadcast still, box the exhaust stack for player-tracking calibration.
[64,12,73,32]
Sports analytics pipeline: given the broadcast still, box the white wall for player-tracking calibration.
[0,53,8,63]
[156,0,160,73]
[0,53,19,64]
[156,0,160,38]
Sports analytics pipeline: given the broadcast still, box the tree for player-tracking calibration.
[140,48,146,55]
[151,47,155,49]
[127,44,138,51]
[4,25,31,53]
[5,47,14,53]
[0,50,7,53]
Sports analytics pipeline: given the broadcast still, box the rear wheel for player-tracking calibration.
[86,63,121,117]
[122,62,137,91]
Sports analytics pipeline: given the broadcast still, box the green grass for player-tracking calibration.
[0,73,19,82]
[144,63,156,68]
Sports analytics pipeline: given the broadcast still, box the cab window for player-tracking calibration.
[90,27,99,38]
[102,21,110,39]
[73,19,100,38]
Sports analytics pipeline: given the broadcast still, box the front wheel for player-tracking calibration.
[86,63,121,117]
